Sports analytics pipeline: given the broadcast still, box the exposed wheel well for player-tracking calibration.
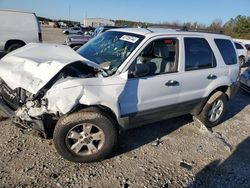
[194,86,230,116]
[72,104,120,129]
[5,40,26,51]
[212,86,230,100]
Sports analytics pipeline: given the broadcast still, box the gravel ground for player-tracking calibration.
[0,28,250,188]
[41,26,66,44]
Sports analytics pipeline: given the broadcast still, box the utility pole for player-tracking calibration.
[68,5,71,22]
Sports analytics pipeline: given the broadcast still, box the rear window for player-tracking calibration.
[215,39,237,65]
[234,42,244,49]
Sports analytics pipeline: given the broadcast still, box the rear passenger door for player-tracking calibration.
[178,37,218,112]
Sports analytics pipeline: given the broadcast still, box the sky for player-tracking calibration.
[0,0,249,25]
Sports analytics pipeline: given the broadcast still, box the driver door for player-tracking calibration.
[119,37,182,126]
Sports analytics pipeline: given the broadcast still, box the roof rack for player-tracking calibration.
[178,28,224,35]
[140,24,154,33]
[148,24,224,35]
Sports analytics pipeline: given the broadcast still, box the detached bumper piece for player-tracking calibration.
[12,117,49,138]
[240,83,250,93]
[0,98,15,118]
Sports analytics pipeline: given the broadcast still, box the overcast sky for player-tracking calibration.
[0,0,249,24]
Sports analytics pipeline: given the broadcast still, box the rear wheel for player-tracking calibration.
[196,91,227,128]
[53,111,117,163]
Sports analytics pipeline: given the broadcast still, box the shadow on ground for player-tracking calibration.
[110,114,193,158]
[188,137,250,188]
[223,89,250,122]
[111,90,250,158]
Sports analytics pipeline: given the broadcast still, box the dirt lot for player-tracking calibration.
[41,26,65,44]
[0,28,250,188]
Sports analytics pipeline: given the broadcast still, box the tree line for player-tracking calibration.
[115,15,250,39]
[38,15,250,39]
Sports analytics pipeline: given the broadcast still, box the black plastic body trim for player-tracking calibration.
[118,98,206,130]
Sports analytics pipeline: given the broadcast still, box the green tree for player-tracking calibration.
[224,15,250,39]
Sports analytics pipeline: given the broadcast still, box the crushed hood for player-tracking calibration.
[0,43,101,94]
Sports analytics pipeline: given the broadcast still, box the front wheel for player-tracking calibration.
[53,111,117,163]
[196,91,227,128]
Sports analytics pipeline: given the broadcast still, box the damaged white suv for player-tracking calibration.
[0,28,239,163]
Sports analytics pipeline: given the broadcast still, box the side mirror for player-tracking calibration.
[133,64,150,77]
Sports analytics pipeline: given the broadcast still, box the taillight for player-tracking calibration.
[39,32,42,42]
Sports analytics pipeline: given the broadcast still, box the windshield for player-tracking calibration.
[77,31,144,74]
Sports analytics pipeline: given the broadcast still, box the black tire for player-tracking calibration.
[7,43,23,53]
[196,91,227,128]
[239,56,245,65]
[53,111,117,163]
[65,31,69,35]
[72,45,82,51]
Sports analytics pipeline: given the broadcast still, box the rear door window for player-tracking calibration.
[184,38,216,71]
[215,39,237,65]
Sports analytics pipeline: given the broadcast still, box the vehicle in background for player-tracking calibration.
[234,41,248,65]
[65,35,92,50]
[240,67,250,93]
[63,27,83,35]
[0,9,42,53]
[65,26,122,51]
[245,44,250,62]
[93,26,122,37]
[245,44,250,50]
[82,26,95,34]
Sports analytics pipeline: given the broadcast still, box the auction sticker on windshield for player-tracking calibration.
[120,35,139,43]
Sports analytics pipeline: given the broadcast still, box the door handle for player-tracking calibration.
[207,74,217,80]
[165,80,179,86]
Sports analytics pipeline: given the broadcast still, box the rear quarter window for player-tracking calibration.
[215,39,237,65]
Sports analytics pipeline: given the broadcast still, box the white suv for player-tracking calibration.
[234,41,248,64]
[0,28,239,163]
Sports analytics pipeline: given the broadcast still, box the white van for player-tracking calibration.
[0,10,42,52]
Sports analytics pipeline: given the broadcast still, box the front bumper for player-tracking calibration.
[0,98,15,117]
[0,98,50,138]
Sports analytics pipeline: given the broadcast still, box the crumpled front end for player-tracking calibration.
[0,43,108,137]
